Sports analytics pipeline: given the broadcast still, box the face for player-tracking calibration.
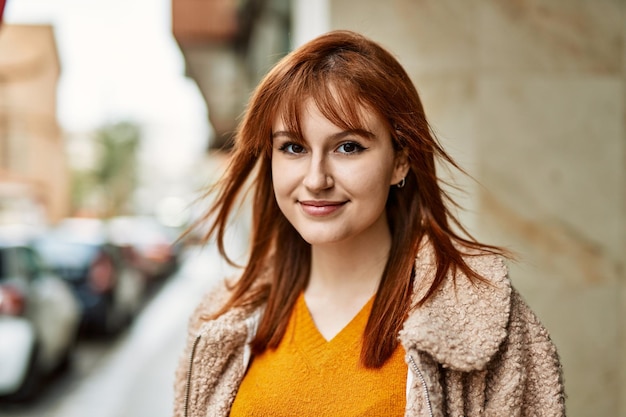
[271,100,409,247]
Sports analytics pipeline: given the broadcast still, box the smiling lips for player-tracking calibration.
[299,200,347,216]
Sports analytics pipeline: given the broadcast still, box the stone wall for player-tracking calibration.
[328,1,625,415]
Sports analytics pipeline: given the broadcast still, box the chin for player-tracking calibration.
[296,230,349,246]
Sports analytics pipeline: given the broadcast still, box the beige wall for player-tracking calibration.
[0,24,69,224]
[329,1,625,416]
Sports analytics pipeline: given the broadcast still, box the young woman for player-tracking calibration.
[173,30,565,417]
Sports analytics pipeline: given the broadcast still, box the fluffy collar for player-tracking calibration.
[398,243,511,372]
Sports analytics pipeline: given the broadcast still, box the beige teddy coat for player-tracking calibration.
[172,244,565,417]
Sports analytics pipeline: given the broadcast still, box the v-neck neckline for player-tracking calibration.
[295,291,374,345]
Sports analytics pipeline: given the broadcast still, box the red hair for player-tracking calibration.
[196,30,505,367]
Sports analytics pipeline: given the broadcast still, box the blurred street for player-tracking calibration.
[0,241,239,417]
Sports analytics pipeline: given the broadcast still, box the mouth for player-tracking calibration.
[298,200,347,216]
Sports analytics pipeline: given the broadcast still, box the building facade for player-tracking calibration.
[172,0,291,150]
[0,24,69,225]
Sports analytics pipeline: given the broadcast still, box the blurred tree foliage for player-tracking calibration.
[70,121,141,218]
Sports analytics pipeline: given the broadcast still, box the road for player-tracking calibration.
[0,241,240,417]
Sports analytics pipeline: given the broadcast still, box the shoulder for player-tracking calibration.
[401,243,512,371]
[185,277,236,336]
[402,241,565,410]
[413,240,511,304]
[186,270,269,337]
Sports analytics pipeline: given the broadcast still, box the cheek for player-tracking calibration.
[271,159,294,201]
[271,155,282,188]
[339,160,394,194]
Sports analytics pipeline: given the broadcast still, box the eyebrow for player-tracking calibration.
[271,128,376,141]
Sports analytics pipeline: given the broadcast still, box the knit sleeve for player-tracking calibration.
[483,288,566,417]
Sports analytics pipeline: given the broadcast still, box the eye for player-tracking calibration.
[337,141,366,154]
[278,142,306,154]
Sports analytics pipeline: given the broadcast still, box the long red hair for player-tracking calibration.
[196,30,505,367]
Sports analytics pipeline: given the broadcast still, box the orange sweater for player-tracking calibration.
[230,293,407,416]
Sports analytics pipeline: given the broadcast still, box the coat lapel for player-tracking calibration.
[187,305,252,417]
[399,242,512,372]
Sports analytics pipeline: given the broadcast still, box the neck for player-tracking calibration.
[306,217,392,301]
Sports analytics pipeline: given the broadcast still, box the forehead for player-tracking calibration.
[272,96,386,135]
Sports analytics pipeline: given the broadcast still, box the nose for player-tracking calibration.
[302,155,333,191]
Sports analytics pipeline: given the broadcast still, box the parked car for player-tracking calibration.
[33,218,145,335]
[107,215,180,284]
[0,227,81,400]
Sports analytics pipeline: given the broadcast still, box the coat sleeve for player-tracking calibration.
[482,288,566,417]
[172,281,232,417]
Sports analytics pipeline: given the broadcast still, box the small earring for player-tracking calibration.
[396,177,406,188]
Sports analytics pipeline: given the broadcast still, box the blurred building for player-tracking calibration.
[172,0,291,150]
[0,24,69,225]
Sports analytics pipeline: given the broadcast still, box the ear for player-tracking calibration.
[391,150,410,186]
